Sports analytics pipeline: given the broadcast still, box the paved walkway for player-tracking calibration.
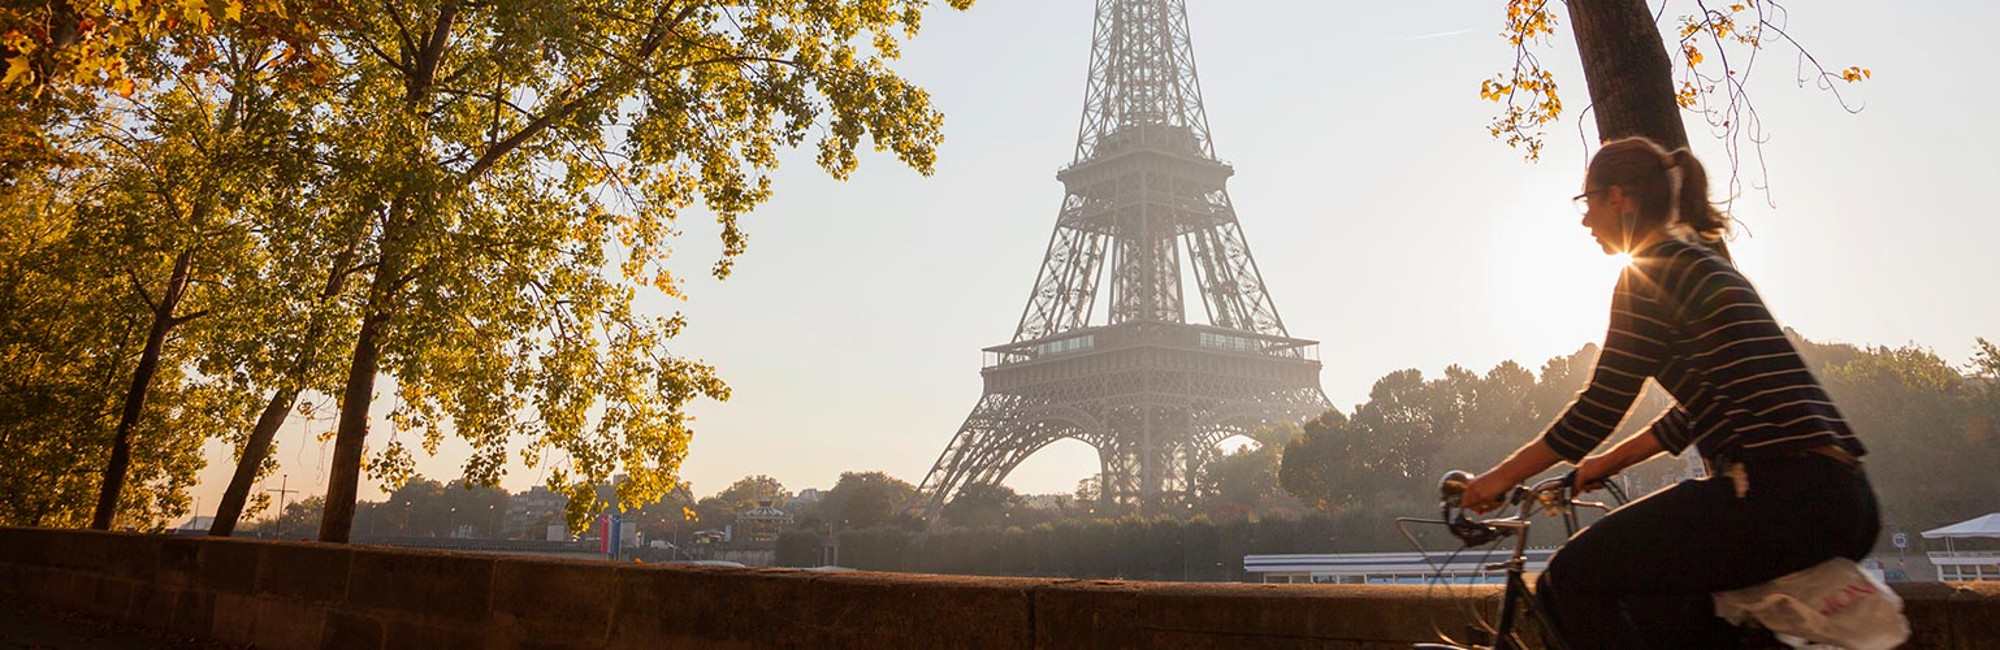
[0,598,235,650]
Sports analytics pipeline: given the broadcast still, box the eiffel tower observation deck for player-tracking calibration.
[913,0,1331,521]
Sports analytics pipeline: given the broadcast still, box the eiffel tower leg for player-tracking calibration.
[913,393,1010,522]
[1091,404,1201,516]
[1168,408,1192,508]
[1096,424,1141,515]
[1140,406,1158,511]
[913,394,1106,524]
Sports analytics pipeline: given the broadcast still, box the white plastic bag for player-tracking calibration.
[1712,557,1910,650]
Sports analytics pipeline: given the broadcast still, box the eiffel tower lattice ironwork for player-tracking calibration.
[913,0,1331,521]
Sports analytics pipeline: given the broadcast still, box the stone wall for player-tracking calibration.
[0,527,1993,649]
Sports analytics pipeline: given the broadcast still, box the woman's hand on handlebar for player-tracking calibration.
[1460,472,1512,514]
[1462,439,1568,514]
[1574,453,1621,493]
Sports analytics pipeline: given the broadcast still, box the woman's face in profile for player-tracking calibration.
[1578,183,1629,255]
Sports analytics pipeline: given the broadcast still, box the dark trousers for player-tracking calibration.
[1535,454,1880,649]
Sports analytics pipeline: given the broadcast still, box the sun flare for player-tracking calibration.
[1610,252,1633,268]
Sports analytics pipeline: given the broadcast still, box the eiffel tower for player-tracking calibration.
[914,0,1330,521]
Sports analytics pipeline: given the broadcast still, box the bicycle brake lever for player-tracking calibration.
[1569,498,1614,512]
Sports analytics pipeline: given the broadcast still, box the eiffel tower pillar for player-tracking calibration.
[913,0,1332,523]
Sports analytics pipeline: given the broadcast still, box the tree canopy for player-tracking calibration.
[0,0,978,538]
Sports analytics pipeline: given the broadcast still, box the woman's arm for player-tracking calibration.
[1466,430,1664,509]
[1576,430,1667,491]
[1463,439,1566,513]
[1535,267,1670,464]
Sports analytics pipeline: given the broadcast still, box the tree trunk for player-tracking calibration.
[89,248,195,530]
[316,306,388,542]
[1563,0,1690,149]
[208,389,296,536]
[210,236,363,537]
[317,224,409,544]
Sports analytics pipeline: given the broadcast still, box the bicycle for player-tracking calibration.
[1398,470,1626,650]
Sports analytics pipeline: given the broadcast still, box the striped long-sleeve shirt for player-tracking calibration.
[1536,238,1867,464]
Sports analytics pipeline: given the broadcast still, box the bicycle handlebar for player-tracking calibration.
[1435,470,1625,546]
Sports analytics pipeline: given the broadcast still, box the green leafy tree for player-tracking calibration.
[774,530,820,567]
[1196,441,1304,520]
[1280,347,1635,549]
[941,483,1021,530]
[0,0,322,185]
[245,495,326,539]
[1072,475,1101,507]
[0,29,322,528]
[626,481,699,545]
[684,474,787,533]
[77,25,334,531]
[0,172,136,527]
[310,0,975,543]
[713,475,790,511]
[1816,342,2000,533]
[823,471,916,530]
[1278,410,1364,514]
[360,475,510,538]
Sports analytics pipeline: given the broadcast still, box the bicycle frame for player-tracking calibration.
[1401,474,1622,650]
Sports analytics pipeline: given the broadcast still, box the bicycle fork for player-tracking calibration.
[1485,519,1566,650]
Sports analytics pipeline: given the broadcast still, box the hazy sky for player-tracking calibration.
[187,1,2000,513]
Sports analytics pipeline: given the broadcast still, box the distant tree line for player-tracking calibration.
[1280,333,2000,552]
[219,332,1995,572]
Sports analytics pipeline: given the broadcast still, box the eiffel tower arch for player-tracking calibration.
[914,0,1331,521]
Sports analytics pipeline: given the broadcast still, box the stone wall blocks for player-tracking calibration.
[345,547,495,623]
[168,589,217,640]
[211,591,261,644]
[609,564,810,647]
[126,582,180,629]
[79,575,135,619]
[794,572,1036,650]
[487,558,617,646]
[0,564,52,600]
[1033,580,1141,650]
[256,542,353,603]
[381,619,485,649]
[1947,581,2000,649]
[3,528,1999,650]
[1137,583,1480,645]
[102,532,164,581]
[1896,581,1961,649]
[246,597,331,650]
[55,531,119,573]
[320,609,386,650]
[196,537,264,595]
[157,536,201,588]
[0,528,62,568]
[43,569,88,610]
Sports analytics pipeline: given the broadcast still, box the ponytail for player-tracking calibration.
[1669,148,1733,262]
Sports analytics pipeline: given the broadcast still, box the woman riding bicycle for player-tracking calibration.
[1460,137,1880,648]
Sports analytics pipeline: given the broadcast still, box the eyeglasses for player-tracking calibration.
[1572,190,1605,215]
